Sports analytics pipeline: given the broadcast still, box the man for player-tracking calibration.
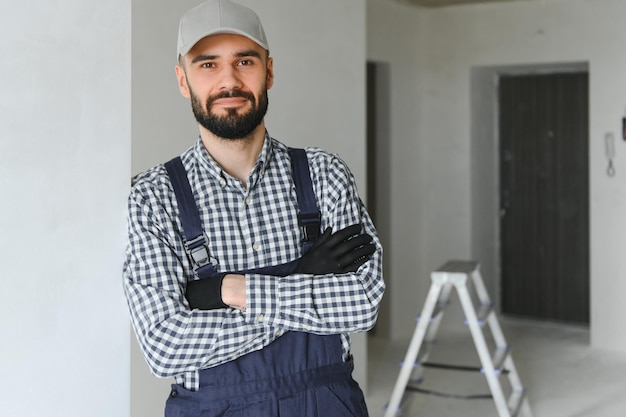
[123,1,385,416]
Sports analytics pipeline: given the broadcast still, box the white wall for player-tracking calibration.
[367,0,431,340]
[0,1,131,416]
[368,0,626,352]
[131,1,368,415]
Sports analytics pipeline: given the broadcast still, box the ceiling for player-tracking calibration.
[396,0,528,7]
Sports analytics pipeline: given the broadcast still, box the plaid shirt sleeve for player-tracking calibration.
[123,166,275,389]
[245,148,385,335]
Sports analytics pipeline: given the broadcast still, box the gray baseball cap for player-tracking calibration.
[177,0,269,58]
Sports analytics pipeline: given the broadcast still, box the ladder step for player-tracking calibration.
[399,340,436,368]
[416,300,449,322]
[397,361,424,385]
[415,340,436,361]
[508,389,527,417]
[464,303,493,326]
[486,346,511,374]
[435,260,479,274]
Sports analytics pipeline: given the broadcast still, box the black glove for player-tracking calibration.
[295,224,376,275]
[185,274,228,310]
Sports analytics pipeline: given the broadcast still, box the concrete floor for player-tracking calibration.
[365,317,626,417]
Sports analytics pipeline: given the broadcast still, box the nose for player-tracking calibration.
[217,65,243,91]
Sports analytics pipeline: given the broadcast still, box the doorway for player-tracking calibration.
[366,60,392,337]
[470,62,590,326]
[498,71,589,324]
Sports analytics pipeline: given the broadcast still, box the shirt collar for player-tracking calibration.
[192,131,274,189]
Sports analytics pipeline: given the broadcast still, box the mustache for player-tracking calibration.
[208,90,255,104]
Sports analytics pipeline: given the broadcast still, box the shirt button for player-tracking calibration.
[252,242,261,251]
[257,314,265,322]
[220,178,226,186]
[245,196,251,205]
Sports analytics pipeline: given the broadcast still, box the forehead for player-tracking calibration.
[186,33,266,60]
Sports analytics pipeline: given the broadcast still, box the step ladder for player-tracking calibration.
[383,260,533,417]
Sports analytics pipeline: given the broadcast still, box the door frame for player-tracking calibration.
[469,61,589,319]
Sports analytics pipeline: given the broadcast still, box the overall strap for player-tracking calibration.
[288,147,321,251]
[164,157,217,279]
[164,148,321,277]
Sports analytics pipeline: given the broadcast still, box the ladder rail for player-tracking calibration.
[503,354,526,396]
[383,281,444,417]
[470,267,490,304]
[487,311,509,348]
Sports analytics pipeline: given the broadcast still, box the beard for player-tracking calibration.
[190,85,269,140]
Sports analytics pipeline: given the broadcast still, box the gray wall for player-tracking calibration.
[0,0,131,415]
[131,1,368,416]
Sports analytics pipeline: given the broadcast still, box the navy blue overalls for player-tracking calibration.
[163,148,369,417]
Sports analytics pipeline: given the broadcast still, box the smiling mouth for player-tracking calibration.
[213,97,249,108]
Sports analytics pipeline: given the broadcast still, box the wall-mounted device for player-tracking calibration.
[606,132,616,177]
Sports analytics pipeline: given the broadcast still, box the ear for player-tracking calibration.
[175,64,191,99]
[265,57,274,90]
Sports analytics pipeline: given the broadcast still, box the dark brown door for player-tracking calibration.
[499,72,589,324]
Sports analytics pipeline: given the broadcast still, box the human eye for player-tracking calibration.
[237,59,253,66]
[201,62,216,68]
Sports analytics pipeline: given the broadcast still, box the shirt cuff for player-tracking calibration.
[245,273,280,325]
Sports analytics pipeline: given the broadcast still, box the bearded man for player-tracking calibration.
[123,1,384,416]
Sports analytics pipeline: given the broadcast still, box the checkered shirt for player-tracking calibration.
[123,133,385,391]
